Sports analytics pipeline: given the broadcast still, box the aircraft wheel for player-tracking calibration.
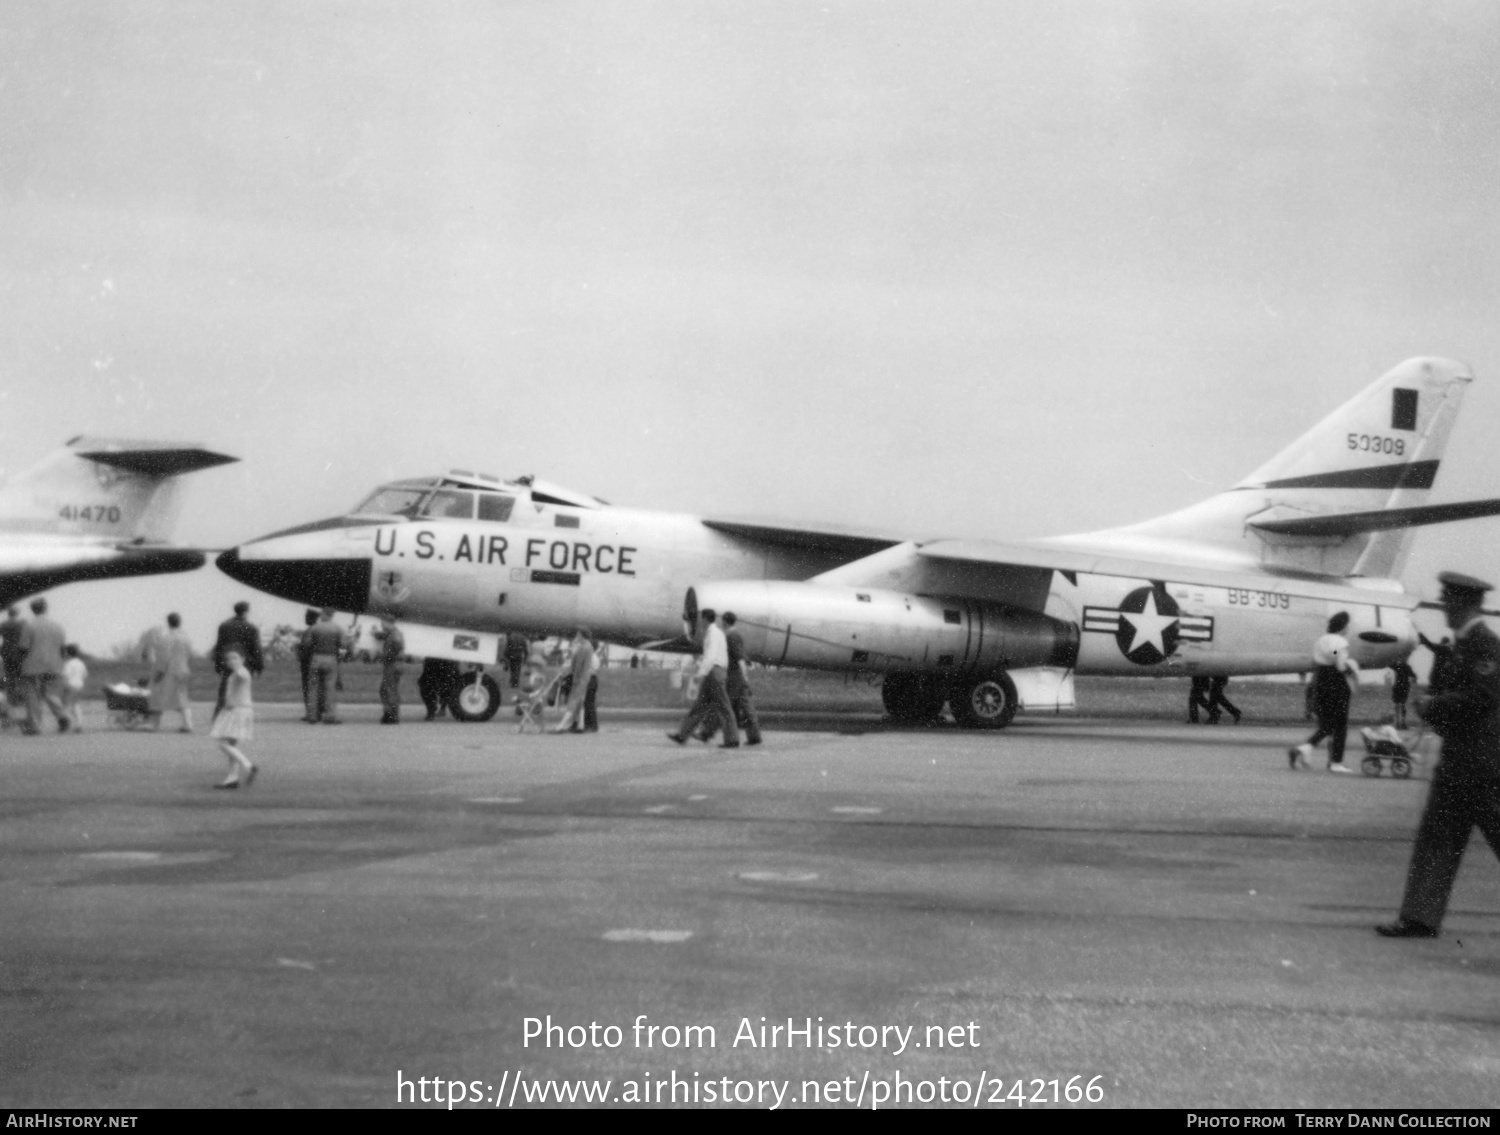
[950,672,1019,730]
[882,673,947,722]
[451,673,501,722]
[881,673,916,718]
[1361,755,1382,777]
[1392,756,1412,779]
[912,676,949,721]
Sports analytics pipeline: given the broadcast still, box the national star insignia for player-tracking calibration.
[1119,590,1179,658]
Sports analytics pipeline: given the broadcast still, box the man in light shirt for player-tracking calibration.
[142,612,195,733]
[667,609,740,749]
[19,597,69,735]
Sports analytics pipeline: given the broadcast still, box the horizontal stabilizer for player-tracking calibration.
[1248,498,1500,537]
[78,445,237,477]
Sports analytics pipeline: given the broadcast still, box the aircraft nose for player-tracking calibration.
[216,547,372,612]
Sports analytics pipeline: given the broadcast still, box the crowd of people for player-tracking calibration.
[6,574,1494,941]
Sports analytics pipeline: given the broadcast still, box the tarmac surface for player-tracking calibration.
[2,703,1498,1110]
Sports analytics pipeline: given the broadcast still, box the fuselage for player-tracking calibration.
[217,472,1417,678]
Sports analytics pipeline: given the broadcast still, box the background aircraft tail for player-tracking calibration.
[0,437,237,544]
[1056,358,1500,580]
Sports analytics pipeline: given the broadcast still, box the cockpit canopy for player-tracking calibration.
[351,470,607,522]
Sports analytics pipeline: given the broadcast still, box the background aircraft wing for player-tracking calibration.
[76,444,237,477]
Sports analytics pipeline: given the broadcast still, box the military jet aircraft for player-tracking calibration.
[217,358,1500,726]
[0,437,237,607]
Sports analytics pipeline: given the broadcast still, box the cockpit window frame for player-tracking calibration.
[477,493,516,523]
[416,489,476,520]
[351,486,430,518]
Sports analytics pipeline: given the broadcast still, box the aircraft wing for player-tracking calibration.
[701,519,902,560]
[0,543,207,608]
[914,539,1402,604]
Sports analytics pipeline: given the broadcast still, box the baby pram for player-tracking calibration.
[104,682,155,730]
[515,668,567,733]
[1358,724,1427,779]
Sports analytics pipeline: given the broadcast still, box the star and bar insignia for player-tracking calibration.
[1083,584,1214,666]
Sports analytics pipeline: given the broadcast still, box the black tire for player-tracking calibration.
[1361,755,1382,777]
[882,673,947,722]
[881,673,915,718]
[1392,756,1412,779]
[950,671,1019,730]
[450,673,501,722]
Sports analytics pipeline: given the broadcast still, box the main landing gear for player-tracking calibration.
[450,670,502,722]
[880,673,949,723]
[881,671,1020,730]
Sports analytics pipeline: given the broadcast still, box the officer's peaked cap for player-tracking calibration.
[1438,570,1493,599]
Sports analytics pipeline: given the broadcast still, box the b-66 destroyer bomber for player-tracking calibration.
[218,358,1500,727]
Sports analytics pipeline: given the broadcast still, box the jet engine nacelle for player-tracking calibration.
[686,580,1079,674]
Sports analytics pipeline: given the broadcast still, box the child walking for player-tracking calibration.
[210,649,256,789]
[60,644,87,732]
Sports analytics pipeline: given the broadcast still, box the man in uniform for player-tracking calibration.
[304,608,350,724]
[213,601,264,715]
[295,608,320,717]
[502,633,529,692]
[667,608,740,749]
[374,615,405,725]
[1376,571,1500,939]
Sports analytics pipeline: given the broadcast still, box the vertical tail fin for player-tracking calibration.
[1235,357,1471,578]
[1061,358,1480,579]
[0,438,236,542]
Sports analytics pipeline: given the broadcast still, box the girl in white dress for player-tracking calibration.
[210,649,256,789]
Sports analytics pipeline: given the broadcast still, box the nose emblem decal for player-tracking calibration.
[376,570,410,603]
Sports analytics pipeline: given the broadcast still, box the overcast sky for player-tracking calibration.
[4,1,1499,653]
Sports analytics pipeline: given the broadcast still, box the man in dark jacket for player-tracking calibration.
[723,612,761,745]
[213,601,264,715]
[375,615,405,725]
[1377,572,1500,938]
[295,608,319,718]
[0,605,25,726]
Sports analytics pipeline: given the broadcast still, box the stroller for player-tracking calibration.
[104,682,155,730]
[515,667,566,734]
[1358,724,1427,778]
